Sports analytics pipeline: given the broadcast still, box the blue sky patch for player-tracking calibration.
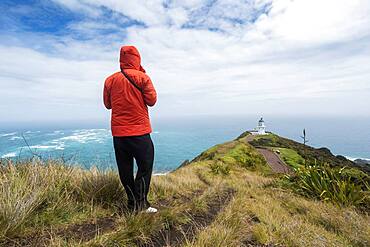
[0,0,81,34]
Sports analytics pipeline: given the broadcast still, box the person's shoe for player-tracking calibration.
[145,207,158,213]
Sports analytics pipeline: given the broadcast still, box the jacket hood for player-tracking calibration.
[120,46,146,73]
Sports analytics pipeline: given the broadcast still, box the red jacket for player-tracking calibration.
[104,46,157,136]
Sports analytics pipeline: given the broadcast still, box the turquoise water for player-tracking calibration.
[0,116,369,172]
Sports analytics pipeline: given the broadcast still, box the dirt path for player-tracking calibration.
[257,148,292,174]
[141,188,236,247]
[244,135,292,174]
[55,217,116,242]
[5,217,117,247]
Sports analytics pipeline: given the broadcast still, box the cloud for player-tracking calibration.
[254,0,370,43]
[0,0,370,124]
[51,0,102,17]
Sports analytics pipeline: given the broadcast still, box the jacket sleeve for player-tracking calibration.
[142,75,157,107]
[103,79,112,109]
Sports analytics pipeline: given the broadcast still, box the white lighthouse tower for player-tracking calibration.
[252,117,266,135]
[256,117,266,135]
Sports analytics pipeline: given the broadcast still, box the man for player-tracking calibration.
[103,45,157,213]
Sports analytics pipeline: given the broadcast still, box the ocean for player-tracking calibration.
[0,116,369,172]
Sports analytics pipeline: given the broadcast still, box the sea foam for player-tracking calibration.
[0,132,17,137]
[1,152,17,158]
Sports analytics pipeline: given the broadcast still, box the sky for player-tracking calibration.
[0,0,370,125]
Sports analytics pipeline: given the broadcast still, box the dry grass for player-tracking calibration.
[0,160,75,239]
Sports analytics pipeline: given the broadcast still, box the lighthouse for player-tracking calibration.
[250,117,267,135]
[257,117,266,135]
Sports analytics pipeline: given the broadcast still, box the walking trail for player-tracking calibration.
[245,135,292,174]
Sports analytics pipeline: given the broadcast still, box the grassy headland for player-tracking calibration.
[248,133,367,171]
[0,132,369,246]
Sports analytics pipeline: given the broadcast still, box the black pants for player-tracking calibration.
[113,134,154,211]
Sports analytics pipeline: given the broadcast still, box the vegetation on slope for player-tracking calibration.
[275,147,305,169]
[244,132,370,208]
[248,133,366,171]
[192,139,270,175]
[285,165,370,208]
[0,133,369,247]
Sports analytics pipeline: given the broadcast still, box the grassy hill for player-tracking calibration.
[247,132,369,173]
[0,132,369,247]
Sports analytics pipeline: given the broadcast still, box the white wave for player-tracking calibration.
[9,136,22,141]
[58,129,109,144]
[28,142,65,150]
[1,152,17,158]
[46,130,64,136]
[153,131,160,134]
[14,129,108,154]
[346,156,370,162]
[0,132,17,137]
[59,133,97,143]
[52,140,65,150]
[30,145,58,149]
[23,130,41,134]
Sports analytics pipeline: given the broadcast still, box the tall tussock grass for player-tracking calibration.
[0,159,126,242]
[285,164,369,208]
[0,159,74,239]
[74,168,124,206]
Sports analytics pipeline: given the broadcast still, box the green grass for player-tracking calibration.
[195,139,271,175]
[251,133,278,142]
[285,165,369,207]
[275,147,305,169]
[222,142,271,174]
[209,161,231,175]
[249,133,362,172]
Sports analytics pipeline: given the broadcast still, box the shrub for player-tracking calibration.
[221,143,269,174]
[285,165,369,207]
[340,168,370,184]
[236,131,251,140]
[209,161,230,176]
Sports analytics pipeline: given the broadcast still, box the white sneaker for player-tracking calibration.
[145,207,158,213]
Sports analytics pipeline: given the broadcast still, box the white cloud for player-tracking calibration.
[1,0,370,124]
[52,0,102,17]
[255,0,370,43]
[54,0,170,25]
